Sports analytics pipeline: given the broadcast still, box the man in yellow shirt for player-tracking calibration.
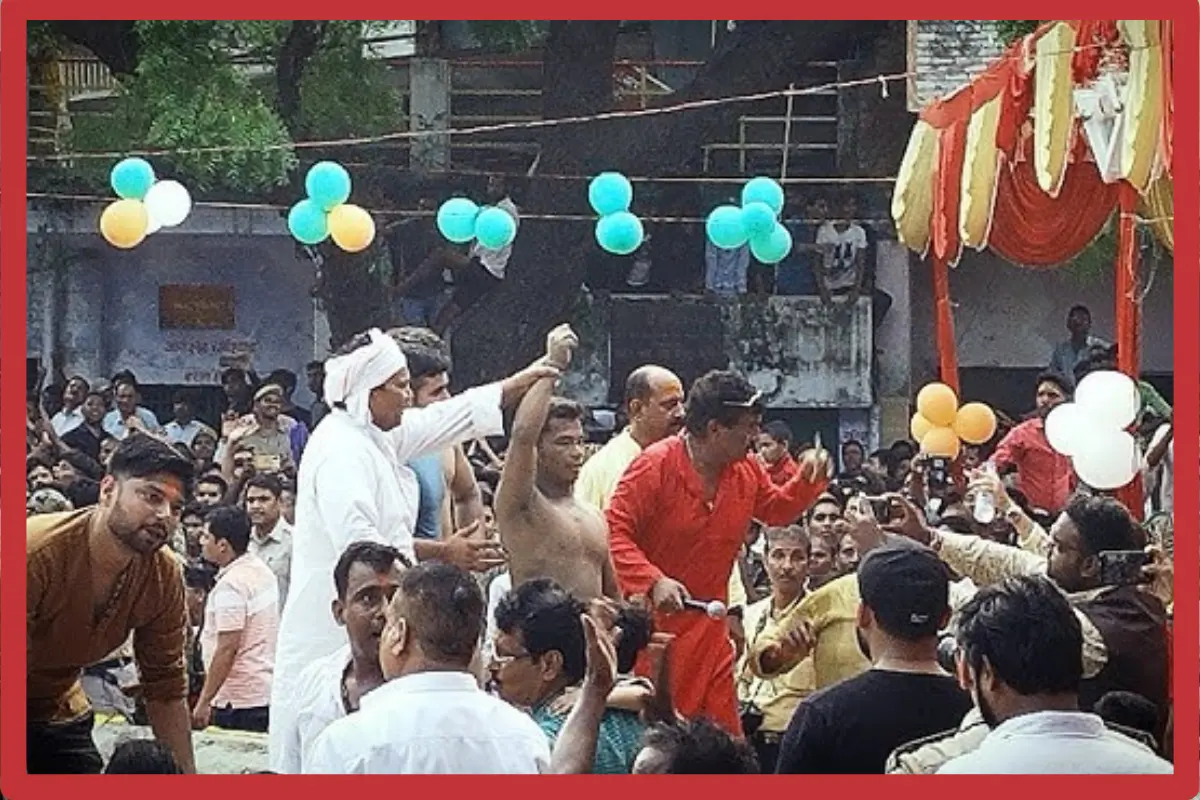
[737,525,816,772]
[574,365,685,511]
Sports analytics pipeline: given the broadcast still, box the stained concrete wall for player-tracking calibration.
[907,20,1007,110]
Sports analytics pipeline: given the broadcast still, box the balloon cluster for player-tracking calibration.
[435,197,518,251]
[1044,370,1143,490]
[910,382,998,460]
[100,158,193,249]
[288,162,376,253]
[589,172,644,256]
[705,177,793,264]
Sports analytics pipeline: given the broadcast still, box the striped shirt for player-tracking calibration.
[201,553,280,709]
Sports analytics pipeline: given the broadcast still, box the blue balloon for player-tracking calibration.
[750,223,793,264]
[436,198,480,244]
[111,157,156,200]
[741,177,784,216]
[288,199,330,245]
[305,161,352,211]
[706,205,748,250]
[595,212,644,256]
[588,172,633,216]
[475,206,517,249]
[741,201,776,238]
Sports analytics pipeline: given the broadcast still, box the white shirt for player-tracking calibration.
[304,671,550,774]
[816,222,868,291]
[1145,424,1173,516]
[937,711,1172,774]
[165,419,206,445]
[102,407,163,440]
[268,384,505,771]
[483,571,513,664]
[51,407,85,437]
[469,197,519,279]
[275,645,352,774]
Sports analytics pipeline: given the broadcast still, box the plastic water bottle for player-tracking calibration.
[973,462,998,524]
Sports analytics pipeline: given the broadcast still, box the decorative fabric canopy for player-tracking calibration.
[892,20,1173,266]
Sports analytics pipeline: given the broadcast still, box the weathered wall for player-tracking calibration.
[907,21,1007,110]
[27,207,323,406]
[909,248,1175,380]
[562,294,873,409]
[839,20,912,180]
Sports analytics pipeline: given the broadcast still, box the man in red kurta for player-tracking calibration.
[606,371,829,736]
[991,373,1075,513]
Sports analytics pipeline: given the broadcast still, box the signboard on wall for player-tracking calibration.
[158,285,236,330]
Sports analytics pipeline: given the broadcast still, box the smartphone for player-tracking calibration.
[1097,550,1150,586]
[861,495,897,522]
[925,457,952,495]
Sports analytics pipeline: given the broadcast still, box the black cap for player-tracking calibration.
[857,540,950,640]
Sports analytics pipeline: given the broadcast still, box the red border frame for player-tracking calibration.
[2,6,1196,797]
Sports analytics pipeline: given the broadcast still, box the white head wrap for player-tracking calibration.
[323,329,407,428]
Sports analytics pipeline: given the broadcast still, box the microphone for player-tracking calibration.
[682,599,727,619]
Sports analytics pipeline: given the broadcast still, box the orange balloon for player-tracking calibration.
[328,204,376,253]
[100,199,149,249]
[916,382,959,427]
[954,402,997,445]
[921,426,961,460]
[910,413,934,442]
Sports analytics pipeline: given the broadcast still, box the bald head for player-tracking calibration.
[625,365,685,445]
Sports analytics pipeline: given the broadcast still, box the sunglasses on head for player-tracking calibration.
[722,390,763,409]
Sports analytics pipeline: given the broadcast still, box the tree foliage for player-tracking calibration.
[994,20,1041,44]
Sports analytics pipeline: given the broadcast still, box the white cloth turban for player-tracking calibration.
[323,329,407,428]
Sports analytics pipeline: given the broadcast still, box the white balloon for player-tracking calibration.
[146,212,163,235]
[143,180,192,228]
[1044,402,1087,457]
[1071,429,1140,490]
[1074,369,1140,430]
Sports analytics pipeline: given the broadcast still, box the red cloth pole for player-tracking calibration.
[931,253,960,394]
[1114,182,1143,519]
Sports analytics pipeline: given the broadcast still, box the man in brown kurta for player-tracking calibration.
[27,433,196,773]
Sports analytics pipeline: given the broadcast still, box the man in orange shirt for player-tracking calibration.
[755,421,799,486]
[990,373,1075,514]
[607,371,830,735]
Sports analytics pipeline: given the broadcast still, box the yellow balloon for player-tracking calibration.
[954,402,997,445]
[916,382,959,427]
[100,199,149,249]
[921,426,961,460]
[910,412,934,442]
[328,204,376,253]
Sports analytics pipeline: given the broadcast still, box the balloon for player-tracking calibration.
[588,172,633,216]
[143,180,192,228]
[1044,402,1087,457]
[1072,429,1140,490]
[328,204,376,253]
[436,198,480,244]
[288,199,329,245]
[595,212,644,256]
[916,382,959,427]
[110,157,156,200]
[706,205,748,250]
[749,223,792,264]
[741,201,777,238]
[305,161,352,211]
[474,206,517,249]
[921,426,961,460]
[741,176,784,215]
[146,214,163,236]
[99,199,150,249]
[910,413,934,442]
[1074,370,1141,430]
[954,402,997,445]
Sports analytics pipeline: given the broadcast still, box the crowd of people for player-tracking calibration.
[25,308,1176,775]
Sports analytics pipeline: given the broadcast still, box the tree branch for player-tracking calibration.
[275,21,327,138]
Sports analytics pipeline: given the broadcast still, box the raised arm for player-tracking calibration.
[752,447,831,526]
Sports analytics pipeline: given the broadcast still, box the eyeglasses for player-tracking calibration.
[489,650,534,667]
[723,390,763,409]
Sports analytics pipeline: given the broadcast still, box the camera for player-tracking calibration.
[936,634,959,674]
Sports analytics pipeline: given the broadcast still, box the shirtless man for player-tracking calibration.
[495,324,617,601]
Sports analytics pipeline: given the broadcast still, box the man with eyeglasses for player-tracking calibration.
[607,370,832,736]
[27,433,196,773]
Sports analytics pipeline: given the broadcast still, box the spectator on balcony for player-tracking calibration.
[389,195,463,330]
[814,192,891,328]
[776,192,828,296]
[436,174,519,333]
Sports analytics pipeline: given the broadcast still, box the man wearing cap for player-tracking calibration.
[268,327,559,772]
[222,383,296,477]
[774,541,972,774]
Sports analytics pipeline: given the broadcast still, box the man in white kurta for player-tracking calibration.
[269,328,555,771]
